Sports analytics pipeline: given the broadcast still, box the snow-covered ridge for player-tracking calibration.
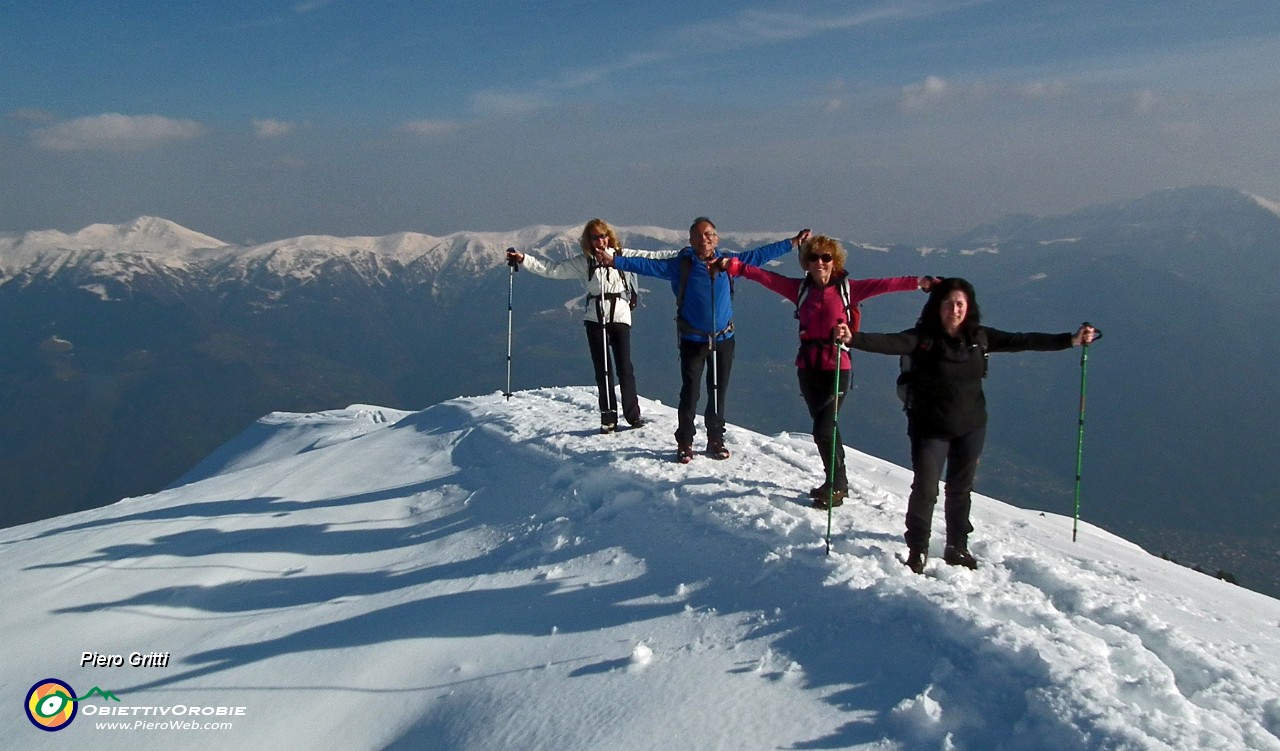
[0,218,586,290]
[4,216,228,255]
[1250,192,1280,219]
[0,217,812,295]
[4,387,1278,750]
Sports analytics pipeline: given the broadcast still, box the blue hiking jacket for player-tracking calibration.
[612,239,793,342]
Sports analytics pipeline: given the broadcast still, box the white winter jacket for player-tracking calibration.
[520,248,673,326]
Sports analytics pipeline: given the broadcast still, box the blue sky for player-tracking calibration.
[3,1,1279,243]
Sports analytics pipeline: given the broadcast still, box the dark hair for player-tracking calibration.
[690,216,716,234]
[918,277,981,337]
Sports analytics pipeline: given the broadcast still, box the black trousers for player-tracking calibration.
[905,425,986,551]
[676,336,735,445]
[584,321,641,426]
[798,367,850,489]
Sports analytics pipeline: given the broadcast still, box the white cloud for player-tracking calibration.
[470,90,554,118]
[32,113,205,152]
[898,76,1073,112]
[1132,89,1161,115]
[397,119,463,137]
[253,118,297,138]
[450,2,984,124]
[900,75,950,111]
[292,0,336,13]
[675,2,982,51]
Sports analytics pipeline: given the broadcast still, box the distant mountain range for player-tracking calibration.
[2,185,1277,596]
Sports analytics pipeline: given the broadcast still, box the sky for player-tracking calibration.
[4,386,1279,750]
[3,1,1280,244]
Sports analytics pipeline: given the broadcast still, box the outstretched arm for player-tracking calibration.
[847,275,931,304]
[620,247,681,259]
[511,250,588,280]
[845,330,920,354]
[734,228,811,268]
[984,327,1074,352]
[716,257,802,301]
[985,322,1105,352]
[600,250,680,280]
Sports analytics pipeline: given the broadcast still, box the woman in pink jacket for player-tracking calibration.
[723,236,933,508]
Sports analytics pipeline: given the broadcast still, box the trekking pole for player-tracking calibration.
[1072,322,1102,541]
[825,329,847,555]
[504,249,519,400]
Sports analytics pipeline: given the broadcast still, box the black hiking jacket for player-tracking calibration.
[850,326,1072,438]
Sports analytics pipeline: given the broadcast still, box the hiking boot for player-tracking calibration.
[600,422,617,434]
[808,481,849,500]
[906,548,928,574]
[810,488,846,510]
[627,418,646,429]
[706,439,730,460]
[943,545,978,570]
[676,444,694,464]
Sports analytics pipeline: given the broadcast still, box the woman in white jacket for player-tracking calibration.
[507,219,669,433]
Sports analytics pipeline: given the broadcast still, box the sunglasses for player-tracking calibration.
[590,233,608,241]
[806,253,835,263]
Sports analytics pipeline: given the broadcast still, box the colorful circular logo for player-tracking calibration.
[25,679,78,731]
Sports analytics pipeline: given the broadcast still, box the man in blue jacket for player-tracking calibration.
[596,217,810,463]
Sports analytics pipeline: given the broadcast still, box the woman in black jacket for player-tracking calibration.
[842,278,1097,573]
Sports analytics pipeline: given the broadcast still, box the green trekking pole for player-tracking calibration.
[825,336,848,555]
[1072,322,1102,542]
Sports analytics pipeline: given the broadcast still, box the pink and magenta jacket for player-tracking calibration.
[732,263,919,370]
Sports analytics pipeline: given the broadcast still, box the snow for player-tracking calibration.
[0,216,226,258]
[0,216,868,291]
[1249,193,1280,219]
[5,387,1280,750]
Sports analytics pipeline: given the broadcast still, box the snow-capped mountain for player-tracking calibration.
[0,218,696,302]
[1,186,1277,603]
[933,185,1280,300]
[0,217,550,301]
[7,184,1276,306]
[1,215,227,257]
[5,388,1279,750]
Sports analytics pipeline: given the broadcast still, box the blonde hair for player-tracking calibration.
[579,219,619,255]
[798,235,846,275]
